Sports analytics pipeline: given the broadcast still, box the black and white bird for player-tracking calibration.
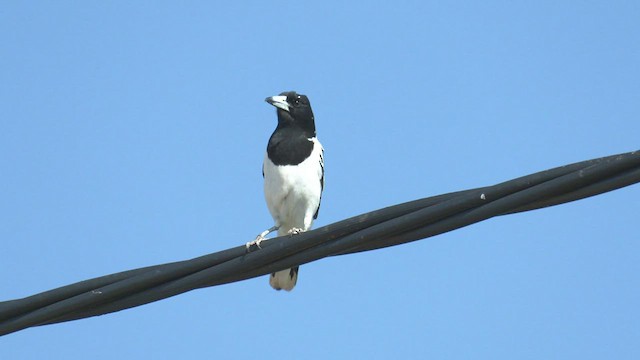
[246,91,324,291]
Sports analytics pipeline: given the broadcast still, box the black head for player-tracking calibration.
[265,91,316,136]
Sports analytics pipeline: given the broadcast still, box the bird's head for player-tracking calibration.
[265,91,316,135]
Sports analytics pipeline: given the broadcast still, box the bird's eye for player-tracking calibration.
[294,96,301,105]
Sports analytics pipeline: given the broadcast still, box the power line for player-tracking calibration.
[1,150,638,336]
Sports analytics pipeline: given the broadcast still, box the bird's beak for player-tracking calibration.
[265,95,290,112]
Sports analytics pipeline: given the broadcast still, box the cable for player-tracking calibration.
[0,150,638,336]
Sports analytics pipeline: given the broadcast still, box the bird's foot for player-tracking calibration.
[246,235,265,252]
[245,226,279,252]
[287,228,304,236]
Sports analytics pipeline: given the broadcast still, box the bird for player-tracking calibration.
[246,91,324,291]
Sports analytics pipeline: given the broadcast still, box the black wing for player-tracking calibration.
[313,147,324,220]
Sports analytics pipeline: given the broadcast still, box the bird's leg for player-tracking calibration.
[246,225,279,251]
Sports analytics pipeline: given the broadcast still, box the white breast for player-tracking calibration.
[263,138,324,235]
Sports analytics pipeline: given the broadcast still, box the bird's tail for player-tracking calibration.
[269,266,299,291]
[269,227,300,291]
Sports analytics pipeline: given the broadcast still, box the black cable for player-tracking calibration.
[0,150,638,336]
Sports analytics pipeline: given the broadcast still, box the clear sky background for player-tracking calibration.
[1,1,639,359]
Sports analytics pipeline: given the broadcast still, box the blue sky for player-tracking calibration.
[1,1,639,359]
